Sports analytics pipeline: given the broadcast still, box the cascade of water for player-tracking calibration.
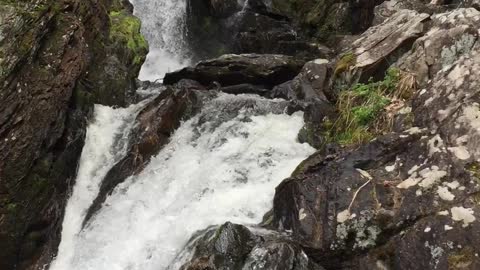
[50,99,153,270]
[130,0,190,81]
[52,94,314,270]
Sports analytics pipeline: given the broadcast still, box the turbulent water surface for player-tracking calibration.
[51,1,315,269]
[52,94,314,270]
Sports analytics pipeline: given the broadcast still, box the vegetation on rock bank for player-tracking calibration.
[325,67,416,146]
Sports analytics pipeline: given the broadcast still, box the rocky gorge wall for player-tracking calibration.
[0,0,147,269]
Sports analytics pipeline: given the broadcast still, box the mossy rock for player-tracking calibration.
[334,52,356,76]
[109,10,148,66]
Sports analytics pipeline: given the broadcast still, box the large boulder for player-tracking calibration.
[177,222,325,270]
[271,46,480,269]
[164,54,306,89]
[372,0,445,25]
[0,0,147,269]
[269,59,331,103]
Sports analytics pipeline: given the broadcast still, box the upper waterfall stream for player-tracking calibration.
[130,0,190,81]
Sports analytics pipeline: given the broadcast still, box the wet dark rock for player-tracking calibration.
[185,0,333,60]
[219,84,270,96]
[178,222,325,270]
[268,59,335,148]
[233,11,297,54]
[0,0,147,269]
[164,54,306,89]
[269,0,379,40]
[205,0,243,18]
[270,59,331,102]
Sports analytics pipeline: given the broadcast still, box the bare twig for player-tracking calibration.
[347,169,373,212]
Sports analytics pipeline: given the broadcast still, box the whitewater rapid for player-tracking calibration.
[49,100,153,270]
[51,94,314,270]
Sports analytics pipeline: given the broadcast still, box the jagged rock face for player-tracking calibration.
[185,0,334,60]
[333,9,429,91]
[270,59,335,148]
[268,0,379,38]
[372,0,446,25]
[164,54,306,89]
[333,7,480,89]
[0,0,147,269]
[178,222,324,270]
[271,34,480,270]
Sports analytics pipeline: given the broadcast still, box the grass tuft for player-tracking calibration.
[324,68,416,146]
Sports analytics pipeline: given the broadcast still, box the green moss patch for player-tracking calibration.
[334,52,356,77]
[109,10,148,65]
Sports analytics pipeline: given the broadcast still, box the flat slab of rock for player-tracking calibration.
[336,9,429,84]
[353,10,429,69]
[163,54,306,88]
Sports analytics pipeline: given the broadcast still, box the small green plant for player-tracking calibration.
[324,68,414,146]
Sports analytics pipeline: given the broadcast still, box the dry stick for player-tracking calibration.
[347,169,373,213]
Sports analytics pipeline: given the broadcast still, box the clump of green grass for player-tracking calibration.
[324,68,416,146]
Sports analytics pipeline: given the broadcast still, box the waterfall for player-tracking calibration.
[51,94,314,270]
[130,0,190,81]
[51,1,315,269]
[50,99,154,270]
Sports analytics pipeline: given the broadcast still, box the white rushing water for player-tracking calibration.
[51,94,315,270]
[130,0,190,81]
[49,100,152,270]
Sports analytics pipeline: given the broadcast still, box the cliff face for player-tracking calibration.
[0,0,147,269]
